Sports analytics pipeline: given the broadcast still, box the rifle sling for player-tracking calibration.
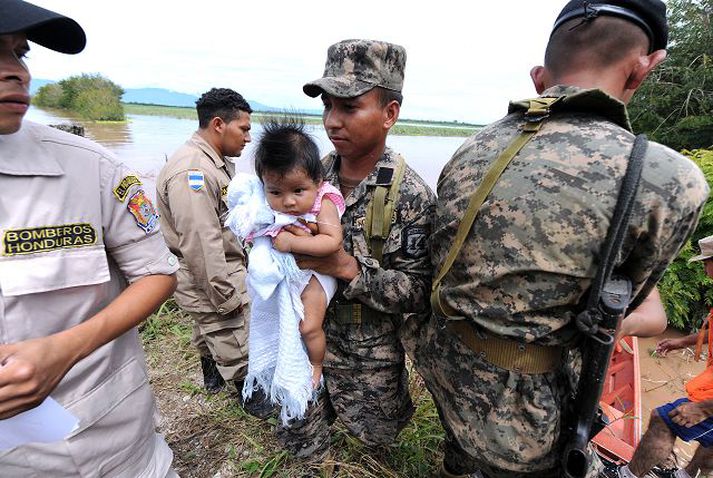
[431,96,563,318]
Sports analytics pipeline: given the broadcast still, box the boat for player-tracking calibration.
[591,335,642,464]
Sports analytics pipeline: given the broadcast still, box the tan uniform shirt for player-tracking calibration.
[0,121,179,477]
[156,133,247,316]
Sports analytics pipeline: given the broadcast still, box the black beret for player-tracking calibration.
[551,0,668,52]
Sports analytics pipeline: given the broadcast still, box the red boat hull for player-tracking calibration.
[591,336,642,464]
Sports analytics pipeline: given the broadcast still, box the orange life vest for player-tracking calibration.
[686,309,713,402]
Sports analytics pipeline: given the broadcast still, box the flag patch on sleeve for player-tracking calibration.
[188,170,205,191]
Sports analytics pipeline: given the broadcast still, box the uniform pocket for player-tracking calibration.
[0,246,109,296]
[64,357,157,477]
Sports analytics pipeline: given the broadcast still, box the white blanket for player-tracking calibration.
[225,173,314,424]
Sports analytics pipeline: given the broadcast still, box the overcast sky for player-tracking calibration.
[26,0,568,124]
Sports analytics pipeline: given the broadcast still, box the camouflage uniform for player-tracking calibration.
[404,86,709,476]
[277,146,435,455]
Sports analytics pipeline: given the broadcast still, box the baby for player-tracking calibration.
[253,118,345,388]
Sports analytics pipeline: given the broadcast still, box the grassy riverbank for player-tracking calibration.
[123,103,480,137]
[143,301,444,477]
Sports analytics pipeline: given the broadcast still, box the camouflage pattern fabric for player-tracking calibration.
[277,146,435,454]
[303,39,406,98]
[404,85,709,475]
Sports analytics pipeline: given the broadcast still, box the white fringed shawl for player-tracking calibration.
[224,173,314,424]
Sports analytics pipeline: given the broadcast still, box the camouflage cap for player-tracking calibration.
[303,39,406,98]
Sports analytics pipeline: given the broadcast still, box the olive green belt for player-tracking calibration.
[446,321,563,374]
[331,303,389,325]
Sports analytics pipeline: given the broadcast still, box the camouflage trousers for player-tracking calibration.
[404,313,586,477]
[276,312,414,456]
[189,306,249,382]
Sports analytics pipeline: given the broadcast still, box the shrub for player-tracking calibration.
[659,149,713,330]
[31,73,125,121]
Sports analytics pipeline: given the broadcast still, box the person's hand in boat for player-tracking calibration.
[656,336,695,356]
[669,400,711,427]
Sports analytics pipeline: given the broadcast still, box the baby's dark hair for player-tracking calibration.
[254,117,324,183]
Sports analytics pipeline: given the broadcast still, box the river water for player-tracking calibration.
[25,106,463,195]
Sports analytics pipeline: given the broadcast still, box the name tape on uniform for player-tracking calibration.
[3,223,97,256]
[113,175,142,202]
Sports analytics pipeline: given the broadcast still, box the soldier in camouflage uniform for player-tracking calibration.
[274,39,435,457]
[403,1,710,477]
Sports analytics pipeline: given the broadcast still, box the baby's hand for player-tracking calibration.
[273,231,294,253]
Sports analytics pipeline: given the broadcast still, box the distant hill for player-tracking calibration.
[30,79,316,114]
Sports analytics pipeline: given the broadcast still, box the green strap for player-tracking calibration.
[365,155,406,263]
[431,97,563,318]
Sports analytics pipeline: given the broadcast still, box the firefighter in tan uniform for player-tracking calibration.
[156,88,271,416]
[0,2,180,476]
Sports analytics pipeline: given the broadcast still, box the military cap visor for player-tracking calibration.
[303,76,380,99]
[0,0,86,54]
[551,0,668,52]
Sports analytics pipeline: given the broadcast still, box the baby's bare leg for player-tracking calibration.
[300,276,327,388]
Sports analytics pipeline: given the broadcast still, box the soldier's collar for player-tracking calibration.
[332,146,400,186]
[0,122,64,177]
[508,85,632,132]
[190,132,226,168]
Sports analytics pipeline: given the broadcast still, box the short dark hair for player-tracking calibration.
[376,86,403,107]
[196,88,252,129]
[254,116,324,183]
[544,16,650,78]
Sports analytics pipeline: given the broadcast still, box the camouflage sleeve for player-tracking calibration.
[622,147,710,309]
[342,173,435,314]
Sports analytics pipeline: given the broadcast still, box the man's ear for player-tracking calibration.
[530,66,547,94]
[210,116,225,134]
[384,100,400,129]
[625,49,667,91]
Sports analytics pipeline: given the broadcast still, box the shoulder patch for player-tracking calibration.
[188,169,205,191]
[402,225,428,259]
[127,189,160,234]
[113,175,142,202]
[221,185,228,197]
[3,223,97,256]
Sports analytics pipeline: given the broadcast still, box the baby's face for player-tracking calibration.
[263,167,320,216]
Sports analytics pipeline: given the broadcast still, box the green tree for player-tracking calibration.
[32,82,63,108]
[629,0,713,150]
[659,149,713,330]
[32,73,125,121]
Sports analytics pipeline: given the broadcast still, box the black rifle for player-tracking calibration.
[562,134,648,478]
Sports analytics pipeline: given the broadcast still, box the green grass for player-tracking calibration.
[123,103,480,137]
[142,300,445,477]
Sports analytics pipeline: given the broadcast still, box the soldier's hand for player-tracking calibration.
[297,218,320,235]
[669,401,709,427]
[0,335,75,419]
[273,231,295,253]
[295,247,359,282]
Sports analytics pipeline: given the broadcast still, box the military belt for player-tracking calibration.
[331,302,388,325]
[446,321,563,374]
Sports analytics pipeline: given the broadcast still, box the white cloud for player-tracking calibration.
[26,0,565,123]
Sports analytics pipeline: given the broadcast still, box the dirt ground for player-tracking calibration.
[639,329,708,468]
